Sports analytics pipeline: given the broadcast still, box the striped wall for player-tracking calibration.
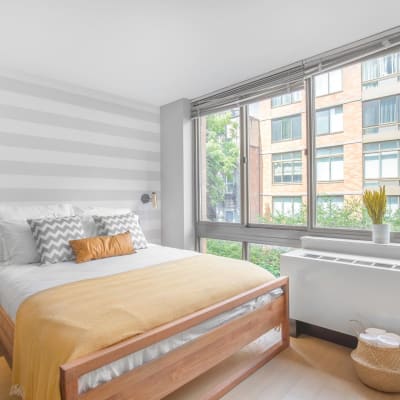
[0,72,161,243]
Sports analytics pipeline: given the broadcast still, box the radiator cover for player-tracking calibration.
[281,236,400,336]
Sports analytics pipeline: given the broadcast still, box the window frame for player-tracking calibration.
[362,95,400,134]
[272,151,302,184]
[271,90,302,108]
[363,141,400,182]
[272,196,303,218]
[315,105,344,135]
[314,69,343,97]
[271,114,302,143]
[316,145,344,182]
[194,62,400,253]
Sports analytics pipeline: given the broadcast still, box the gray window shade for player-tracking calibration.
[192,26,400,118]
[191,63,305,117]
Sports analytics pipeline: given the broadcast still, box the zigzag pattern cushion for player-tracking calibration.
[93,213,148,249]
[28,216,84,264]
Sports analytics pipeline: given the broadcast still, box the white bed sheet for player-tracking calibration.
[0,244,199,321]
[0,244,281,394]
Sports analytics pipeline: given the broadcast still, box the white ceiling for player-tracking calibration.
[0,0,399,107]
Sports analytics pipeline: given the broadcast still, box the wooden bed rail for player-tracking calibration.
[0,306,14,368]
[60,276,289,400]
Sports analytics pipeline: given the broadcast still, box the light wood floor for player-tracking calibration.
[1,336,399,400]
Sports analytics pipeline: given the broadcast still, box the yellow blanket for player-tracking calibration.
[11,254,274,400]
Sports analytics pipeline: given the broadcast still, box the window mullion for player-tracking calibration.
[240,105,249,227]
[306,77,316,230]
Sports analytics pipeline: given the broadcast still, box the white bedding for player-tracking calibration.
[0,244,199,321]
[0,244,280,394]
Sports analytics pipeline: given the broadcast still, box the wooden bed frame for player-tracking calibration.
[0,276,289,400]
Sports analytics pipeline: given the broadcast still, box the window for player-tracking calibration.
[363,95,400,134]
[247,95,307,226]
[199,109,241,223]
[197,42,400,247]
[364,141,400,181]
[272,151,302,184]
[316,106,343,134]
[387,196,400,215]
[317,195,344,210]
[271,90,302,108]
[200,238,242,259]
[249,244,292,277]
[316,146,344,182]
[362,51,400,84]
[315,69,342,96]
[271,114,301,142]
[272,197,302,219]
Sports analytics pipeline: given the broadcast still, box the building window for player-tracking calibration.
[316,105,343,135]
[317,195,344,210]
[362,51,400,85]
[271,90,302,108]
[364,141,400,180]
[387,196,400,215]
[314,69,342,97]
[272,196,302,218]
[316,146,344,182]
[363,95,400,134]
[272,151,302,184]
[271,114,301,142]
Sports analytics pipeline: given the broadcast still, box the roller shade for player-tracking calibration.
[192,25,400,118]
[191,62,304,117]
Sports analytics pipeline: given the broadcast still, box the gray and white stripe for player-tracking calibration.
[0,74,161,243]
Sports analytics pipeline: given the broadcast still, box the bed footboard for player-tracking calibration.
[60,276,289,400]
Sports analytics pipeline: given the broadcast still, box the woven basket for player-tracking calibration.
[351,340,400,393]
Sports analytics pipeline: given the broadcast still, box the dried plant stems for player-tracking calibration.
[362,186,387,225]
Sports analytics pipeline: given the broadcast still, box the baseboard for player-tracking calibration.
[290,319,358,349]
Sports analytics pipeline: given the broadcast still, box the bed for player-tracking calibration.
[0,243,289,400]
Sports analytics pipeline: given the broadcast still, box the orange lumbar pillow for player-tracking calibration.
[70,231,135,263]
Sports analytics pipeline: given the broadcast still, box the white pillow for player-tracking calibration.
[73,206,133,237]
[0,220,40,265]
[0,203,74,220]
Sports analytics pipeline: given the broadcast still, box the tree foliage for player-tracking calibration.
[206,112,239,208]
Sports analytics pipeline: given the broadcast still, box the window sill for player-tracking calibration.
[315,90,343,98]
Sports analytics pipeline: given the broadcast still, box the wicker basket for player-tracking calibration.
[351,339,400,393]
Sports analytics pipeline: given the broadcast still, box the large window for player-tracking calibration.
[272,151,302,184]
[271,90,302,108]
[315,69,342,96]
[363,95,400,134]
[199,109,240,223]
[316,106,343,135]
[197,44,400,259]
[271,114,301,142]
[316,146,344,182]
[362,51,400,87]
[364,141,400,180]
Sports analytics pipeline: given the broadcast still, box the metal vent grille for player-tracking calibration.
[302,253,400,270]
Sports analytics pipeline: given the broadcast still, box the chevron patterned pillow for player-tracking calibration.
[28,216,84,264]
[93,213,148,249]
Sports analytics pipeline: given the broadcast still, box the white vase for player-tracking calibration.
[372,224,390,244]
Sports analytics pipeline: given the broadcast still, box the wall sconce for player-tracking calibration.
[141,192,158,209]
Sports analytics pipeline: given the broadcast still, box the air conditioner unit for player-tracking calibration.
[281,236,400,336]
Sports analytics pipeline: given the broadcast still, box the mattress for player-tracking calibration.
[0,244,281,393]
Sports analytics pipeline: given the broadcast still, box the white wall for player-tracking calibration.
[160,99,195,249]
[0,72,161,243]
